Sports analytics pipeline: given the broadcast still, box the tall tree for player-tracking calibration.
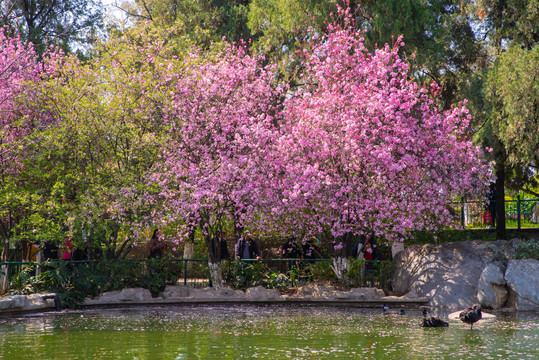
[359,0,486,110]
[0,29,53,265]
[149,43,282,285]
[20,28,178,259]
[466,0,539,239]
[274,8,490,242]
[485,45,538,195]
[0,0,104,56]
[111,0,251,46]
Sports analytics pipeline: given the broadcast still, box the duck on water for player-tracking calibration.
[459,304,482,330]
[421,309,449,328]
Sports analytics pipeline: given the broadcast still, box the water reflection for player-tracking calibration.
[0,306,537,359]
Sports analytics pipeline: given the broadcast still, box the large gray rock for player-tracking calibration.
[160,285,190,299]
[392,240,506,309]
[0,293,56,312]
[294,283,336,298]
[505,259,539,310]
[477,262,508,309]
[0,295,27,310]
[245,286,281,301]
[503,238,522,259]
[189,287,218,299]
[85,288,153,305]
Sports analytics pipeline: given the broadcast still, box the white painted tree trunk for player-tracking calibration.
[331,257,350,281]
[1,265,8,291]
[35,250,42,276]
[209,261,223,289]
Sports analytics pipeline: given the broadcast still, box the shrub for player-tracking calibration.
[514,239,539,260]
[222,260,266,289]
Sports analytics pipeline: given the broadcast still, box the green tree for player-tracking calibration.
[362,0,486,110]
[0,0,104,57]
[485,46,539,194]
[112,0,251,46]
[19,28,183,259]
[465,0,539,239]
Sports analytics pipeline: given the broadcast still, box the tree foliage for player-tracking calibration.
[0,2,509,259]
[0,29,54,261]
[273,9,489,241]
[464,0,539,237]
[18,28,180,259]
[149,42,282,252]
[112,0,251,46]
[0,0,104,57]
[485,46,539,195]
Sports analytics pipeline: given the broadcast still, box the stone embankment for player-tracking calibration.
[0,284,428,315]
[81,283,427,308]
[391,239,539,311]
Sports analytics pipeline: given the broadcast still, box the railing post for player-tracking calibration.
[461,198,465,228]
[517,195,521,230]
[184,259,187,286]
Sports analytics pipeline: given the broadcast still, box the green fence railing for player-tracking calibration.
[451,197,539,229]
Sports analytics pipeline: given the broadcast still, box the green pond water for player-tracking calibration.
[0,306,537,359]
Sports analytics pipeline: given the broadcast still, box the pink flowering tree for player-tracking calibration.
[0,29,48,267]
[150,43,282,285]
[273,7,490,252]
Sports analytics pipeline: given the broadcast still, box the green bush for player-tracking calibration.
[264,272,290,290]
[7,259,186,308]
[222,260,266,289]
[514,239,539,260]
[304,260,335,283]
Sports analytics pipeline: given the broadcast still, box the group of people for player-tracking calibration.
[145,228,384,267]
[280,236,321,260]
[206,230,260,261]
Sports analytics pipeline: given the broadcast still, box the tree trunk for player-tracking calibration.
[495,160,506,240]
[205,235,223,287]
[331,256,350,282]
[183,242,194,259]
[1,238,9,291]
[183,242,195,273]
[1,238,7,263]
[208,261,223,289]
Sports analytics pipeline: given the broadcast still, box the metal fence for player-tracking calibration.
[0,258,392,295]
[450,197,539,229]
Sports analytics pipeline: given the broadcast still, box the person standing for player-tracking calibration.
[235,231,260,260]
[62,238,74,261]
[147,229,167,259]
[209,231,230,262]
[487,182,497,228]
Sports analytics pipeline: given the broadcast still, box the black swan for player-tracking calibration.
[459,304,482,330]
[422,309,449,328]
